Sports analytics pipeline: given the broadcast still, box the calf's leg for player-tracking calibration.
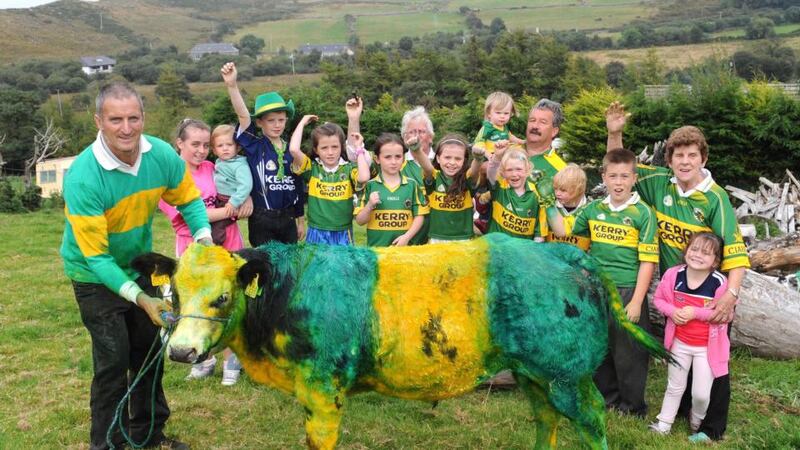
[296,383,344,450]
[515,374,560,449]
[548,376,608,450]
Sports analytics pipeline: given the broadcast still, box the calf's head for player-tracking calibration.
[132,244,268,364]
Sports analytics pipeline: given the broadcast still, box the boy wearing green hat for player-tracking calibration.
[221,62,305,246]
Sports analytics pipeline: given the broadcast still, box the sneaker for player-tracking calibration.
[221,368,241,386]
[185,355,216,380]
[648,421,671,435]
[688,432,712,444]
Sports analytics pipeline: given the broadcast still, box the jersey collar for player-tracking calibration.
[556,195,587,214]
[315,157,348,173]
[602,191,640,212]
[375,173,409,185]
[670,168,714,197]
[92,132,152,176]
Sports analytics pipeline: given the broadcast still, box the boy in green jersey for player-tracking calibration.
[546,148,659,417]
[355,134,427,246]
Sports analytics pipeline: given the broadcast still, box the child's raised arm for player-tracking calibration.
[606,101,629,152]
[345,97,363,150]
[289,115,317,172]
[350,133,371,184]
[221,62,252,131]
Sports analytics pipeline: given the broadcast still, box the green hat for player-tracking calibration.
[251,91,295,119]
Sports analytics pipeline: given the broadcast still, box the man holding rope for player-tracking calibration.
[61,81,210,450]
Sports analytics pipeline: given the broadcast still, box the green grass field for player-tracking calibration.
[711,23,800,39]
[1,210,799,449]
[235,0,658,53]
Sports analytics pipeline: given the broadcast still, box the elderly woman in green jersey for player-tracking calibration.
[605,102,749,442]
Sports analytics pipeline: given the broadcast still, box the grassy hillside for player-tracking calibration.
[582,35,800,69]
[1,0,659,64]
[235,0,658,51]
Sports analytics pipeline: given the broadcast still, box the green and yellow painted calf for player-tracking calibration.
[134,233,669,449]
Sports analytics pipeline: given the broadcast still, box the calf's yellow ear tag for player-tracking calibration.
[245,273,260,298]
[151,273,170,287]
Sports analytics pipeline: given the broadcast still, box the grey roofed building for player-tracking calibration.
[297,44,353,58]
[188,43,240,61]
[80,56,116,75]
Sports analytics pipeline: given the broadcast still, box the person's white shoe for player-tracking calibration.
[185,356,216,380]
[648,421,671,435]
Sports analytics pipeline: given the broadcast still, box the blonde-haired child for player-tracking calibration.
[211,124,252,246]
[473,91,525,155]
[485,148,544,240]
[546,163,590,250]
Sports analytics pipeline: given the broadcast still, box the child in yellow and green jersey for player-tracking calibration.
[545,148,659,418]
[289,115,370,245]
[410,133,482,242]
[545,163,591,251]
[484,148,545,240]
[355,134,427,246]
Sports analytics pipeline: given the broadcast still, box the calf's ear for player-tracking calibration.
[131,253,177,278]
[237,259,270,292]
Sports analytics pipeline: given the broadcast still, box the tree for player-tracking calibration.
[239,34,266,58]
[605,61,626,88]
[745,17,776,40]
[155,65,192,105]
[0,88,44,173]
[560,87,618,165]
[786,6,800,23]
[489,17,507,35]
[25,119,66,186]
[561,56,607,101]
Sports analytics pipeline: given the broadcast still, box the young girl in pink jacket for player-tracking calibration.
[650,232,732,443]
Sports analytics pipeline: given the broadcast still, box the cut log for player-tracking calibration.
[749,246,800,272]
[731,270,800,359]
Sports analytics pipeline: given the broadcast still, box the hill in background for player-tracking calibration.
[0,0,660,63]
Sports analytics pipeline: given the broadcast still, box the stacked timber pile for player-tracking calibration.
[722,170,800,359]
[725,169,800,236]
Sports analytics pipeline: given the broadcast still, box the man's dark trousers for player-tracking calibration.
[73,278,170,450]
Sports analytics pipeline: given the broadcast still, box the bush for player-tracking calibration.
[0,178,24,213]
[20,184,42,212]
[44,191,65,210]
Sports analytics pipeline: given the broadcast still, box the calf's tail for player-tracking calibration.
[575,252,674,364]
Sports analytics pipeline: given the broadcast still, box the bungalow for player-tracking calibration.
[188,43,239,61]
[297,44,353,58]
[80,56,116,76]
[36,156,76,198]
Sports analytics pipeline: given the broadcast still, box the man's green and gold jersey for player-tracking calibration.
[294,155,361,231]
[635,165,749,273]
[355,175,426,247]
[528,147,567,180]
[487,178,543,239]
[424,169,475,241]
[572,193,659,287]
